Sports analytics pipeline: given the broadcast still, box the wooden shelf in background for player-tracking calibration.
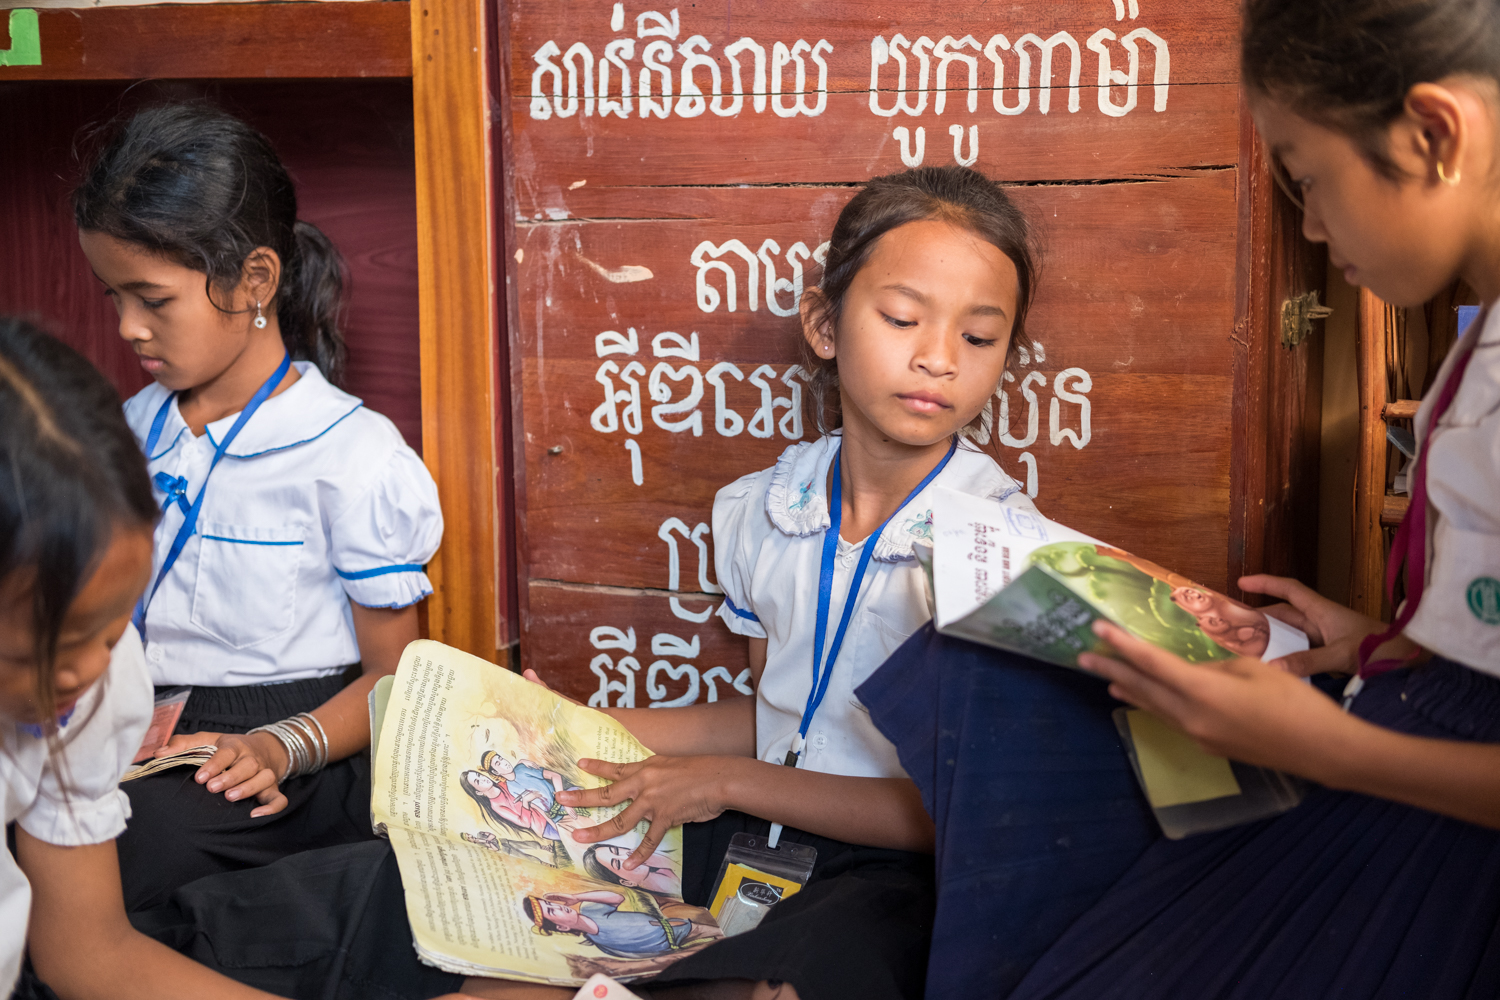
[1382,494,1410,528]
[1383,399,1421,422]
[0,2,411,80]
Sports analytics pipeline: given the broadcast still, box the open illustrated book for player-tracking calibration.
[921,487,1313,838]
[367,641,723,986]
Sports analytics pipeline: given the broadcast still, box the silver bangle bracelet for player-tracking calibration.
[297,712,331,771]
[248,721,305,780]
[248,712,331,781]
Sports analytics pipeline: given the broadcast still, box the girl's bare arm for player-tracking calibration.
[1083,619,1500,830]
[19,832,284,1000]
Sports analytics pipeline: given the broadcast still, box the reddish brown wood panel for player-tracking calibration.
[527,581,750,705]
[505,0,1238,199]
[0,79,423,451]
[507,0,1261,700]
[0,3,411,81]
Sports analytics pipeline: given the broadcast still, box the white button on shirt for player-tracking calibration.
[1405,305,1500,674]
[713,434,1038,779]
[123,363,443,686]
[0,625,153,994]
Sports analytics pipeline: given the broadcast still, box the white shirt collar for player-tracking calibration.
[764,433,1027,562]
[144,363,362,460]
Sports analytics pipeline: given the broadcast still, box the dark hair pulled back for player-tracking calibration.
[0,317,157,719]
[1242,0,1500,177]
[72,103,348,382]
[802,165,1037,432]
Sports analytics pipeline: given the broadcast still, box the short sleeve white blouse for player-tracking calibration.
[122,364,444,686]
[1405,305,1500,673]
[712,434,1039,779]
[0,625,153,994]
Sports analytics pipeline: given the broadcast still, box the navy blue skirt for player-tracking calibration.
[858,626,1500,1000]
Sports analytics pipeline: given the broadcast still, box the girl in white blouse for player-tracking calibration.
[73,104,444,911]
[0,317,289,1000]
[479,167,1043,1000]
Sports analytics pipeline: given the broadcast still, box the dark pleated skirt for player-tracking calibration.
[649,811,936,1000]
[116,673,379,912]
[858,625,1500,1000]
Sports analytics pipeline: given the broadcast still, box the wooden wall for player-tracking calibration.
[0,78,423,451]
[501,0,1316,705]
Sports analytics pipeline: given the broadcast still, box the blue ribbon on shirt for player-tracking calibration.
[153,473,191,516]
[132,352,293,638]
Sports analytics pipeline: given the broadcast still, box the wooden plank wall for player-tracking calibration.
[0,78,423,451]
[503,0,1273,705]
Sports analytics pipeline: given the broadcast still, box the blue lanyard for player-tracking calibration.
[787,435,958,766]
[132,352,292,636]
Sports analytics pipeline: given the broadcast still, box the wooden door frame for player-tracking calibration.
[412,0,512,662]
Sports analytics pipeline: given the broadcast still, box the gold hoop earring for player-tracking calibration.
[1438,161,1461,186]
[254,301,268,329]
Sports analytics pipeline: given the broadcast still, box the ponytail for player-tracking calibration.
[72,102,350,383]
[281,221,348,385]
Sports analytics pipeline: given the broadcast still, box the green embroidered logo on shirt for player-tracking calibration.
[1468,577,1500,625]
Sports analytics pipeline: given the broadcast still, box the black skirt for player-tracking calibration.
[130,812,932,1000]
[116,672,379,912]
[648,811,937,1000]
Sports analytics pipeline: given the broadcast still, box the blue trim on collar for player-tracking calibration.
[723,594,760,623]
[336,563,426,581]
[204,402,364,459]
[147,424,189,462]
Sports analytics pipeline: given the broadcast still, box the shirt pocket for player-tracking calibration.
[191,521,305,649]
[845,608,919,713]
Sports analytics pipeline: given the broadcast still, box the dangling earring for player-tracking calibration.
[253,301,268,329]
[1438,161,1461,186]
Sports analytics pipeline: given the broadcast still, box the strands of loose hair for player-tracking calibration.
[0,318,157,790]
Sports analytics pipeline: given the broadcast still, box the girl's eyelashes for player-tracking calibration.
[962,333,998,347]
[99,287,167,309]
[880,312,917,330]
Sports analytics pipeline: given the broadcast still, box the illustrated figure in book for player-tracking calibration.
[581,844,683,897]
[459,769,574,866]
[1037,543,1273,660]
[481,750,581,822]
[523,890,719,972]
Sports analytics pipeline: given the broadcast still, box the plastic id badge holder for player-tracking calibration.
[707,833,816,937]
[1113,708,1310,839]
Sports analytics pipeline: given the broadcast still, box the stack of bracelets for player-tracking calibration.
[247,712,331,779]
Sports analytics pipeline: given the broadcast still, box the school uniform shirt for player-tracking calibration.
[1405,305,1500,674]
[0,624,153,993]
[714,434,1038,779]
[122,363,443,686]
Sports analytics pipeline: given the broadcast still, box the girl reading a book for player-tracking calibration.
[464,165,1042,1000]
[72,103,444,911]
[859,1,1500,997]
[0,316,317,1000]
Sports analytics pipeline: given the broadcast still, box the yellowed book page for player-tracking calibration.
[1125,709,1242,808]
[372,640,716,984]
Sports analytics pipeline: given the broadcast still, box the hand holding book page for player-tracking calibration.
[925,487,1311,838]
[372,640,722,985]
